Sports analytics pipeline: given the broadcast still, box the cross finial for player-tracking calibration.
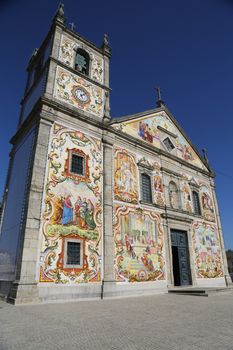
[155,87,164,107]
[69,22,76,31]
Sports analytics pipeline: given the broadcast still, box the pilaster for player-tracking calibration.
[102,134,115,285]
[44,24,63,99]
[210,180,231,285]
[8,118,52,304]
[162,217,173,286]
[102,41,111,119]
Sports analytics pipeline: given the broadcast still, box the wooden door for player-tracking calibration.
[171,230,192,286]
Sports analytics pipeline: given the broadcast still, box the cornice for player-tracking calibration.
[63,27,107,57]
[27,26,54,70]
[110,106,165,124]
[160,167,181,178]
[21,55,111,109]
[12,96,110,147]
[40,96,108,130]
[11,100,42,146]
[161,213,193,223]
[165,205,206,221]
[109,125,213,178]
[139,200,164,211]
[15,96,214,180]
[137,157,154,171]
[21,61,49,106]
[109,105,212,176]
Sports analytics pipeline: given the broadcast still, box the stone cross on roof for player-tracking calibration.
[69,22,76,31]
[155,86,165,107]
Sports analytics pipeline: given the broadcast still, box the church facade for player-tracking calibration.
[0,6,230,304]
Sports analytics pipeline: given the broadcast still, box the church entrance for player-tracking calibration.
[171,230,192,286]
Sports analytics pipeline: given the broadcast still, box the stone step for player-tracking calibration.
[168,287,232,297]
[168,288,206,294]
[169,292,208,297]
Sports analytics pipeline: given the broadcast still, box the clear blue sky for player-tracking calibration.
[0,0,233,248]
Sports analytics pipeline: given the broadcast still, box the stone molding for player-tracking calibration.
[161,213,193,223]
[157,125,177,138]
[160,167,181,178]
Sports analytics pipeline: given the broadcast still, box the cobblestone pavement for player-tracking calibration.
[0,290,233,350]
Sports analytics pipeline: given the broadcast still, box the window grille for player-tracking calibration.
[67,242,81,265]
[192,191,201,215]
[141,173,152,203]
[71,154,84,175]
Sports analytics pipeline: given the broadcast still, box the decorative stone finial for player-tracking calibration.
[28,48,39,65]
[202,148,215,175]
[155,87,165,107]
[54,3,65,24]
[58,3,65,17]
[32,48,38,57]
[202,148,209,165]
[101,33,111,57]
[103,34,109,46]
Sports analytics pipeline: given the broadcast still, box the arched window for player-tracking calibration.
[169,181,180,209]
[192,191,201,215]
[75,49,90,76]
[141,173,152,203]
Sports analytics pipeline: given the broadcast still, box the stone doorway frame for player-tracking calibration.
[162,214,196,288]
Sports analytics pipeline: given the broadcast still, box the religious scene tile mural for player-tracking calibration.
[59,35,104,84]
[114,205,165,282]
[39,123,102,283]
[54,66,104,117]
[153,171,165,206]
[181,176,193,213]
[112,112,206,169]
[192,222,223,278]
[114,148,138,204]
[200,184,215,222]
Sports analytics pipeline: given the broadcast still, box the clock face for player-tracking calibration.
[72,86,90,104]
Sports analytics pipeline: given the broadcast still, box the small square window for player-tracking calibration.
[71,154,84,175]
[163,137,175,152]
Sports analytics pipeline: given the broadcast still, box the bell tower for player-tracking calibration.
[19,4,111,126]
[0,4,112,304]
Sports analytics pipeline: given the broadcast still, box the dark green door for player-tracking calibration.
[171,230,192,286]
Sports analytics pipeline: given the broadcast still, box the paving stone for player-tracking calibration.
[0,291,233,350]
